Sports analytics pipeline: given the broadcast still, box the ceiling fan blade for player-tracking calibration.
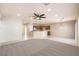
[40,14,45,17]
[41,17,46,18]
[34,13,39,17]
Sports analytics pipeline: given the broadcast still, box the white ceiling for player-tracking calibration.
[0,3,79,24]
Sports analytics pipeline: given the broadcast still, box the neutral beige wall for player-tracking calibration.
[50,21,76,39]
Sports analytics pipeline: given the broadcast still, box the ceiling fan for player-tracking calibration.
[33,13,46,20]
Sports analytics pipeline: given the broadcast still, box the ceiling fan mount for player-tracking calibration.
[43,3,50,6]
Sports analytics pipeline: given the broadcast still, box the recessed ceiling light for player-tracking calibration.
[54,14,58,17]
[47,8,51,12]
[17,13,21,16]
[57,19,61,21]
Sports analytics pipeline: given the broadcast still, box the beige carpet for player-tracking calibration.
[0,39,79,56]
